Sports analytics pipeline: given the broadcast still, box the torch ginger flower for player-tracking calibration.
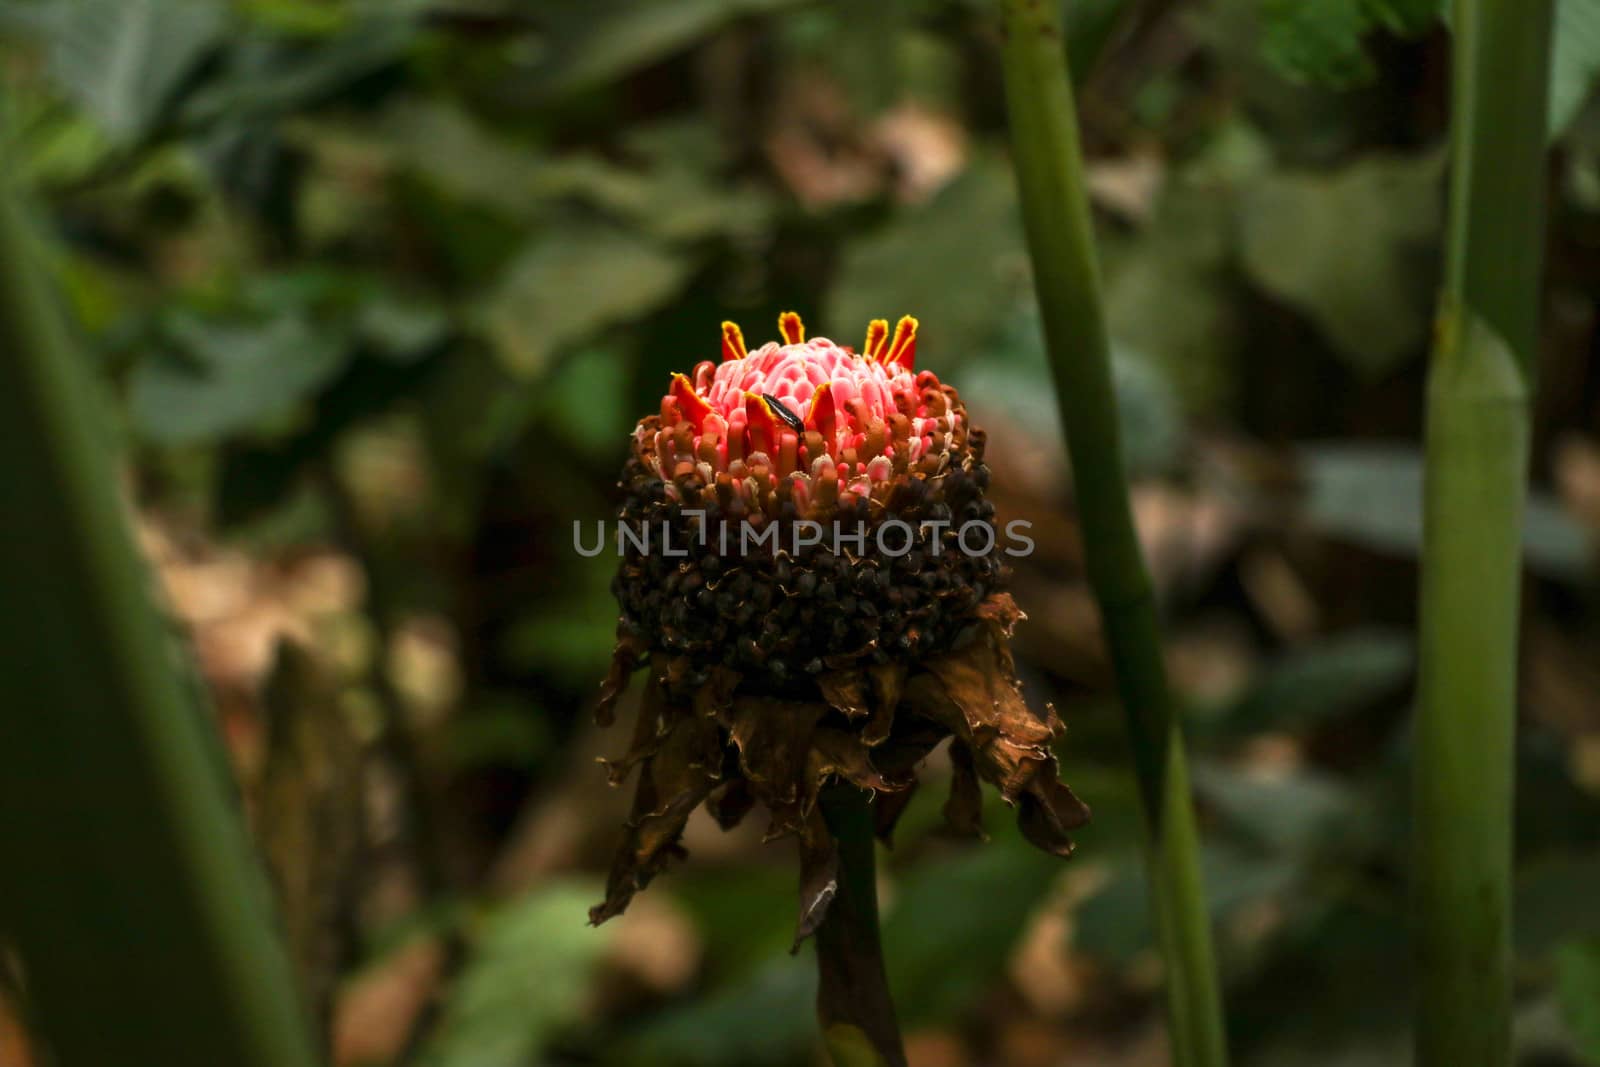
[644,311,938,513]
[593,312,1089,943]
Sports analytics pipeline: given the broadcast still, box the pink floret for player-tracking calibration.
[643,321,962,513]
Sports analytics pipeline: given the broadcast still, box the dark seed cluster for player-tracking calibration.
[611,431,1006,694]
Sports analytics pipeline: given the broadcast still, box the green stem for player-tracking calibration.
[0,152,320,1063]
[995,4,1228,1066]
[815,785,905,1067]
[1416,3,1553,1065]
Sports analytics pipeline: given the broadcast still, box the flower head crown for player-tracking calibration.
[641,312,967,522]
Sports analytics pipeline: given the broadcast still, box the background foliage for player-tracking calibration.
[3,2,1600,1065]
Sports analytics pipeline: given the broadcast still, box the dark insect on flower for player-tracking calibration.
[592,311,1090,944]
[762,393,807,433]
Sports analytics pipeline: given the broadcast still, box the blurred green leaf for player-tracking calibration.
[526,0,805,100]
[626,822,1076,1061]
[1246,1036,1411,1067]
[443,704,551,772]
[823,1025,893,1067]
[130,313,350,444]
[1233,895,1411,1057]
[829,158,1027,371]
[963,309,1185,476]
[0,86,114,187]
[1366,0,1439,33]
[10,0,227,145]
[620,956,815,1066]
[1552,0,1600,138]
[1109,348,1187,475]
[1557,937,1600,1064]
[1517,856,1600,958]
[378,99,544,220]
[500,554,619,685]
[420,881,611,1067]
[1065,0,1131,82]
[538,343,632,457]
[356,293,450,362]
[1076,842,1303,963]
[1511,733,1600,860]
[126,269,437,447]
[598,121,774,243]
[1438,0,1600,141]
[380,105,773,242]
[1192,761,1357,854]
[884,828,1060,1022]
[670,867,798,983]
[1300,443,1592,578]
[182,15,417,128]
[1104,184,1239,413]
[1258,0,1439,88]
[1201,628,1413,736]
[1073,853,1151,963]
[414,350,537,478]
[1238,152,1443,376]
[239,0,358,36]
[1259,0,1375,87]
[478,223,692,379]
[1060,764,1147,860]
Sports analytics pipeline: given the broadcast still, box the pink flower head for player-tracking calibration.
[642,312,965,516]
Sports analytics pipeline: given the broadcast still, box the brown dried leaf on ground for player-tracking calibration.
[332,936,445,1067]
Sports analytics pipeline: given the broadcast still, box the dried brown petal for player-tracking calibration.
[663,654,695,693]
[692,666,741,720]
[867,718,948,801]
[942,741,986,840]
[873,781,919,846]
[904,614,1089,852]
[600,675,666,786]
[727,698,828,797]
[863,661,905,747]
[793,809,840,950]
[591,685,724,925]
[916,626,1058,774]
[596,629,646,728]
[808,727,907,799]
[1018,778,1090,858]
[705,777,757,831]
[976,591,1025,634]
[819,670,870,721]
[822,639,879,670]
[726,697,829,837]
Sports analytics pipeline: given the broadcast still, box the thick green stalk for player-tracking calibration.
[995,4,1228,1066]
[0,155,320,1064]
[1416,3,1553,1065]
[815,785,905,1067]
